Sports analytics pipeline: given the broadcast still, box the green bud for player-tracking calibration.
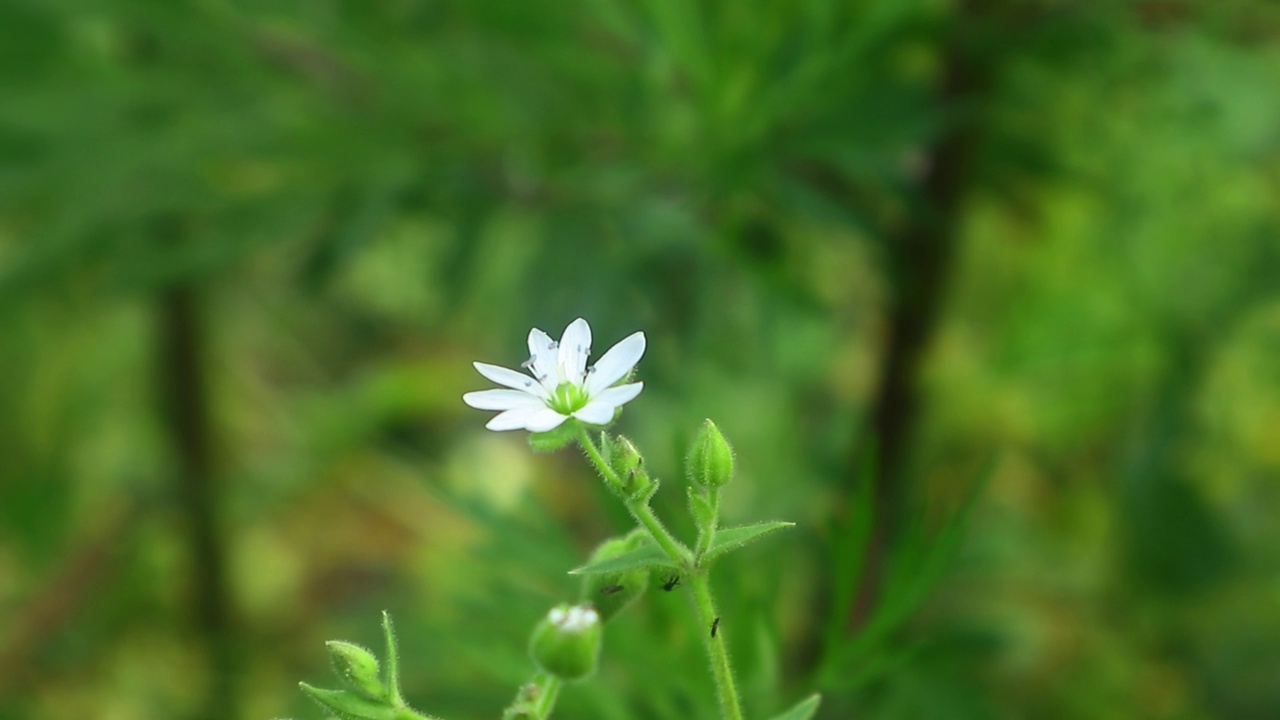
[580,530,651,622]
[609,435,656,502]
[326,641,384,700]
[528,604,602,681]
[686,419,734,489]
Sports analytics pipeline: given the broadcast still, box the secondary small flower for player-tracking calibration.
[463,318,645,432]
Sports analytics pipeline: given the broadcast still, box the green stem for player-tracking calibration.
[576,426,740,720]
[689,573,743,720]
[576,427,690,565]
[533,675,562,718]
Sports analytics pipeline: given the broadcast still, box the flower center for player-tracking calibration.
[548,382,588,415]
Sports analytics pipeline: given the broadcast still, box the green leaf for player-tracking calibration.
[299,683,397,720]
[702,521,795,563]
[381,611,404,708]
[768,694,821,720]
[568,541,678,575]
[687,487,715,531]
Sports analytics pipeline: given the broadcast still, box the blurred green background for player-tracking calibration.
[2,1,1279,719]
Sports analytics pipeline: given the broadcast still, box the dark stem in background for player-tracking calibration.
[159,269,237,720]
[0,503,139,696]
[849,7,985,630]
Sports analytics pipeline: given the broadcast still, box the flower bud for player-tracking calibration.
[326,641,385,700]
[609,435,656,502]
[528,604,602,681]
[686,419,734,489]
[580,531,651,622]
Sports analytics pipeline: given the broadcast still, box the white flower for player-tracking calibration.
[463,318,646,432]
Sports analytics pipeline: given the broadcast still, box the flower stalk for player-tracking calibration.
[574,426,742,720]
[576,426,690,567]
[690,572,743,720]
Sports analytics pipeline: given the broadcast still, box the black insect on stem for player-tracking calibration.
[600,585,624,595]
[711,617,720,638]
[661,575,681,592]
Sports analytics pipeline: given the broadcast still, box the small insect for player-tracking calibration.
[711,617,720,638]
[661,575,681,592]
[600,584,625,595]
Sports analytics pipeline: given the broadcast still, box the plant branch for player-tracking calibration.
[575,427,690,566]
[689,572,743,720]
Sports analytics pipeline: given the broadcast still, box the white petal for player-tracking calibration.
[558,318,592,386]
[526,328,557,388]
[463,389,543,411]
[524,408,569,432]
[474,362,547,398]
[586,332,646,395]
[573,399,619,425]
[485,406,542,431]
[591,382,643,407]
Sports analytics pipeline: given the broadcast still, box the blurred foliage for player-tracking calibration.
[1,0,1279,719]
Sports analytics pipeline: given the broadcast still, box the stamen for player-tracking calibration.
[520,356,536,370]
[548,341,559,350]
[586,365,597,375]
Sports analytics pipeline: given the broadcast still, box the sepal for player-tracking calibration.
[528,421,578,452]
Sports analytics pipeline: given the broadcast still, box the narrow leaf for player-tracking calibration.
[381,611,404,708]
[768,694,821,720]
[702,521,795,563]
[568,542,677,575]
[299,683,397,720]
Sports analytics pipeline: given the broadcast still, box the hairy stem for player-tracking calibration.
[576,427,689,565]
[690,572,743,720]
[575,425,740,720]
[533,675,562,718]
